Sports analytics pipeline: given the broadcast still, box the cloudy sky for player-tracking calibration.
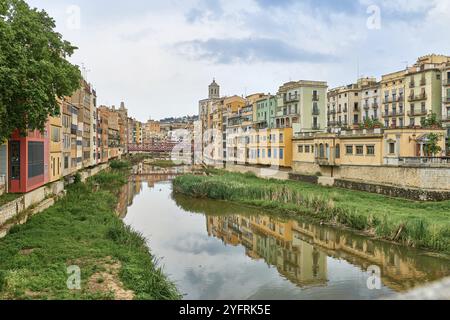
[28,0,450,121]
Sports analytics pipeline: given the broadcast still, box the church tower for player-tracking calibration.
[208,79,220,99]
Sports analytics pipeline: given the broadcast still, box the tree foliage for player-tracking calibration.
[425,133,442,156]
[421,113,442,129]
[0,0,82,141]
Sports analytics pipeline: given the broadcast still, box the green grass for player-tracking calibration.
[146,159,184,168]
[0,193,21,207]
[0,169,180,300]
[173,171,450,254]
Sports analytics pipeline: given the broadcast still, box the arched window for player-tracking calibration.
[319,144,325,158]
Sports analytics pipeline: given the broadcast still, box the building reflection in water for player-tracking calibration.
[119,174,450,293]
[173,194,449,292]
[206,215,328,288]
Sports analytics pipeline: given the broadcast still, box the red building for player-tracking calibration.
[8,128,49,193]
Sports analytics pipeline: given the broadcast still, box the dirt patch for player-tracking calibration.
[86,257,134,300]
[19,248,36,255]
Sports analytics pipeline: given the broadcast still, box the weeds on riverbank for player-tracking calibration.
[0,167,180,300]
[145,159,184,168]
[173,171,450,254]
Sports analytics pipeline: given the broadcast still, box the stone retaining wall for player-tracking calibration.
[334,179,450,201]
[0,163,110,233]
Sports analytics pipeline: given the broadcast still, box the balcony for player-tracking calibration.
[285,95,299,103]
[397,95,404,102]
[316,157,336,167]
[420,79,426,86]
[408,93,427,102]
[372,103,379,109]
[312,95,319,102]
[407,109,428,116]
[328,121,337,126]
[409,82,415,88]
[364,104,370,110]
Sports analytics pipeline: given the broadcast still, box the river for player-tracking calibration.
[118,170,450,300]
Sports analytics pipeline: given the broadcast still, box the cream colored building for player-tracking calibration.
[327,83,361,131]
[359,77,381,123]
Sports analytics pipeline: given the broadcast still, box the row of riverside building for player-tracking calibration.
[0,79,163,196]
[198,54,450,191]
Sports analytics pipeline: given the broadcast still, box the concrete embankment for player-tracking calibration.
[0,163,110,238]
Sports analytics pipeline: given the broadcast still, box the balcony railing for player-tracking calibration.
[409,82,415,88]
[420,79,426,86]
[396,157,450,166]
[285,95,299,103]
[364,104,370,110]
[407,109,428,116]
[311,124,321,130]
[408,93,427,102]
[312,95,319,102]
[372,103,379,109]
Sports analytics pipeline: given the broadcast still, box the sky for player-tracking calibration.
[27,0,450,121]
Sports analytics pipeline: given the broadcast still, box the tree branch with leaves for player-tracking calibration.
[0,0,82,142]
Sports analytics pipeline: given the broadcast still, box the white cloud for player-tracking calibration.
[25,0,450,121]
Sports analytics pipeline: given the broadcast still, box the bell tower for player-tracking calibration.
[208,79,220,99]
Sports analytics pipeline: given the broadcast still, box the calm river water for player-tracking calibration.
[119,172,449,300]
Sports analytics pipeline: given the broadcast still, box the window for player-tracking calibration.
[305,145,310,153]
[366,145,375,155]
[356,145,364,155]
[9,141,20,180]
[346,145,353,155]
[64,156,69,169]
[335,144,340,159]
[280,148,284,160]
[28,141,44,178]
[298,145,304,153]
[268,149,272,158]
[389,143,396,154]
[51,127,61,142]
[279,133,284,143]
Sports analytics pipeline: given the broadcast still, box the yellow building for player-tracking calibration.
[293,127,446,175]
[247,128,293,168]
[49,103,63,182]
[380,70,407,128]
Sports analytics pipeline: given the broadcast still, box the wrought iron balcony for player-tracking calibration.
[407,109,428,116]
[408,93,427,102]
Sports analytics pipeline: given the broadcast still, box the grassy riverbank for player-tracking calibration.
[0,167,180,300]
[173,171,450,254]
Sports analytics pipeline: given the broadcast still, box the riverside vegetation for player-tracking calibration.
[0,161,180,300]
[173,170,450,255]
